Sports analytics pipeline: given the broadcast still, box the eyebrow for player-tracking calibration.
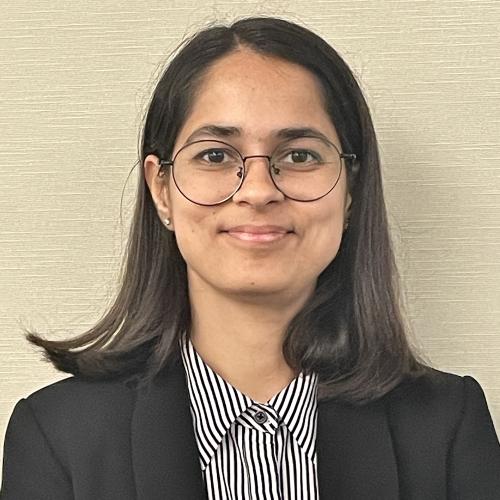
[185,125,241,143]
[184,125,333,145]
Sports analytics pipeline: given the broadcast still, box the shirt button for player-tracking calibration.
[254,411,268,424]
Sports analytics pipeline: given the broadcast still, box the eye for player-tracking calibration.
[194,147,241,165]
[292,150,313,163]
[281,149,320,164]
[201,149,226,163]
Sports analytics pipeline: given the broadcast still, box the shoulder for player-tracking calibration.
[9,356,183,436]
[386,367,484,409]
[382,367,500,496]
[2,376,146,490]
[9,375,137,455]
[383,367,495,441]
[22,374,135,417]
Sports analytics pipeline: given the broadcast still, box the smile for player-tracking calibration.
[223,230,291,243]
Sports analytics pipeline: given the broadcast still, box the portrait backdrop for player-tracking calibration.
[1,0,499,471]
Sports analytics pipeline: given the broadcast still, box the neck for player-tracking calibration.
[186,271,314,403]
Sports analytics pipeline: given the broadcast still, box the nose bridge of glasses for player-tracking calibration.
[241,154,272,168]
[239,155,278,188]
[242,154,277,176]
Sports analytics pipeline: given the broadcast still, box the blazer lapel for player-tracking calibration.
[317,396,400,499]
[131,351,207,500]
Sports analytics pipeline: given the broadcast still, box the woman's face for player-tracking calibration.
[145,48,351,302]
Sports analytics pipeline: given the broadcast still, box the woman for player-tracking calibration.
[1,16,499,500]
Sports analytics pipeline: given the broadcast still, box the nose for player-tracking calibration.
[231,155,285,206]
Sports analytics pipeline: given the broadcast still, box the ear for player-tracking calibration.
[143,154,174,229]
[344,191,352,219]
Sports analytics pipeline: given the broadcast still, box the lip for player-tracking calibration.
[225,231,290,243]
[221,225,293,234]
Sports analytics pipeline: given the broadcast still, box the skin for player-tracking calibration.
[144,48,351,403]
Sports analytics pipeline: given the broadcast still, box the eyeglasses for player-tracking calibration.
[158,138,356,206]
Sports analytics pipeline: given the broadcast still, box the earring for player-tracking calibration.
[163,218,171,226]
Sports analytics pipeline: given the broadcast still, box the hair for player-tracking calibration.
[25,16,431,404]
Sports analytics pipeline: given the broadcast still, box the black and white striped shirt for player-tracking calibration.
[179,333,320,499]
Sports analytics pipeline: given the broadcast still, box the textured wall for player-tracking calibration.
[1,0,499,470]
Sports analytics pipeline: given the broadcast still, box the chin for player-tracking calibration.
[216,275,289,293]
[218,275,311,301]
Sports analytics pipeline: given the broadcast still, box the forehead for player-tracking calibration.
[199,48,324,98]
[175,48,339,147]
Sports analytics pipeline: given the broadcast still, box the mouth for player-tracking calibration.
[220,225,294,244]
[221,224,294,246]
[224,230,291,242]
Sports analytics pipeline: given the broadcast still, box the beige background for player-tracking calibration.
[1,0,499,470]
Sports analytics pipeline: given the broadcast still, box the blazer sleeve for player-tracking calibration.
[448,376,500,499]
[1,398,74,500]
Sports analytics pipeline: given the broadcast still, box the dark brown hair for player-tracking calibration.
[25,16,430,403]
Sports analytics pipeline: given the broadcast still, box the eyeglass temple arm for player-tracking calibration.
[158,159,173,176]
[340,153,357,161]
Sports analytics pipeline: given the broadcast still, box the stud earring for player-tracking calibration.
[163,218,171,226]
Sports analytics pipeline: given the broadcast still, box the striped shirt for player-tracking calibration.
[179,333,320,500]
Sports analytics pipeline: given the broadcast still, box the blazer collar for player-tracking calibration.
[131,350,400,499]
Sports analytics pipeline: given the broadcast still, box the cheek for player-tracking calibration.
[311,220,343,258]
[300,203,345,269]
[170,201,216,263]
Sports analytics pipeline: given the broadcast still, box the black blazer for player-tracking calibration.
[2,351,500,499]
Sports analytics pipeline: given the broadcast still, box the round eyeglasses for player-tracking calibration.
[158,138,356,206]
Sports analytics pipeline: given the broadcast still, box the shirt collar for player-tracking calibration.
[179,333,319,468]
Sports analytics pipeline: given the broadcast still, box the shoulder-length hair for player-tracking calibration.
[26,16,430,404]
